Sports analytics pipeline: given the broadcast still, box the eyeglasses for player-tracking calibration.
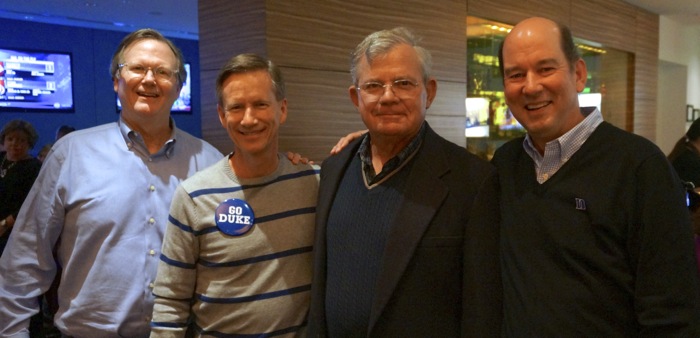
[357,79,420,100]
[118,63,179,83]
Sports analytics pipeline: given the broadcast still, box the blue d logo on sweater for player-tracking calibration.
[215,198,255,236]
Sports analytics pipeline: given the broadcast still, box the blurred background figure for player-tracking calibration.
[0,119,42,254]
[36,125,76,163]
[55,125,75,141]
[668,117,700,273]
[669,118,700,187]
[37,143,52,163]
[0,119,44,337]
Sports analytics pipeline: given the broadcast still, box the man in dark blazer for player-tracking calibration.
[307,27,502,337]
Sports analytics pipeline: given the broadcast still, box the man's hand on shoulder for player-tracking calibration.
[286,151,313,165]
[330,130,367,155]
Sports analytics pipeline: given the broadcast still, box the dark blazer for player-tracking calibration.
[308,123,502,337]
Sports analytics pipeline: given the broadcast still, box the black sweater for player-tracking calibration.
[492,122,700,336]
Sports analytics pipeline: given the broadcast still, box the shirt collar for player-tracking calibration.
[118,117,177,159]
[358,122,426,186]
[523,107,603,164]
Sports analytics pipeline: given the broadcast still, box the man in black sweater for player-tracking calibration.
[493,16,700,336]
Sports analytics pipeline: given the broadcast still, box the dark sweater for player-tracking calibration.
[492,122,700,336]
[0,152,41,255]
[325,153,412,337]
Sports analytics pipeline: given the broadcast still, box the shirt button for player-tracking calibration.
[149,218,155,225]
[149,249,156,256]
[149,185,156,192]
[149,282,155,288]
[542,173,549,180]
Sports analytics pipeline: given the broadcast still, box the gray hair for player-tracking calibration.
[350,27,432,85]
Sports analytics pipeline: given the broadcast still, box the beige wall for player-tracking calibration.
[199,0,658,162]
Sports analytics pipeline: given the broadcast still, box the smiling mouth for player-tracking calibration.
[239,129,264,136]
[526,102,551,111]
[138,92,159,98]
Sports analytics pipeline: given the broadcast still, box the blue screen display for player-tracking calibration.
[0,47,74,112]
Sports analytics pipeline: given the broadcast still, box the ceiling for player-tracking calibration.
[0,0,199,40]
[0,0,698,41]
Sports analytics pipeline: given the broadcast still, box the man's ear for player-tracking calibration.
[349,85,360,109]
[425,78,437,109]
[217,104,226,128]
[279,98,288,124]
[574,59,588,93]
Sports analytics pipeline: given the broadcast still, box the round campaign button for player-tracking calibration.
[215,198,255,236]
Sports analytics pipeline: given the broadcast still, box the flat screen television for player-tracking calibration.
[0,47,74,112]
[116,63,192,114]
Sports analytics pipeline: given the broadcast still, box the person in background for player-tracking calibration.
[36,143,52,163]
[36,125,77,163]
[150,53,319,337]
[0,28,223,337]
[668,117,700,275]
[55,125,76,141]
[492,16,700,335]
[0,119,44,338]
[0,119,41,254]
[307,27,501,337]
[669,117,700,186]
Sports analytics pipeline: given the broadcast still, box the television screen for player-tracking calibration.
[0,47,74,112]
[117,63,192,114]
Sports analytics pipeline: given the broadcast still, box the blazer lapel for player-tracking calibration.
[367,127,450,332]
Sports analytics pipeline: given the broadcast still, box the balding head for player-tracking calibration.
[499,17,580,77]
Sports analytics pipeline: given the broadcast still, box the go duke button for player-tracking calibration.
[215,198,255,236]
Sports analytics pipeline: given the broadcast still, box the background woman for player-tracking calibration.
[668,117,700,274]
[0,119,42,255]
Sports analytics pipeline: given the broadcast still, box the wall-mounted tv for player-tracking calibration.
[0,47,74,113]
[116,63,192,114]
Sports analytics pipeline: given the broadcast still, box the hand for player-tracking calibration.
[286,151,313,165]
[330,130,367,155]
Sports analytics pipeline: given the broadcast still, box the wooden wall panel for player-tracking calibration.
[279,68,362,162]
[468,0,570,26]
[199,69,230,154]
[267,1,467,82]
[633,10,659,139]
[570,0,637,53]
[198,0,267,72]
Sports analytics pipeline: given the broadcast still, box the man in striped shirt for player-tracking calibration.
[150,54,320,337]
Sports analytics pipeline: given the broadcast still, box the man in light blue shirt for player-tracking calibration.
[0,28,222,337]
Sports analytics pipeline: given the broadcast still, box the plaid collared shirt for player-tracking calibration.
[357,123,426,186]
[523,107,603,183]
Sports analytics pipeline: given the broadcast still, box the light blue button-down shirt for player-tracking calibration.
[0,118,222,338]
[523,107,603,183]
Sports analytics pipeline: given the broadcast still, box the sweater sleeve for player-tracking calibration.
[150,185,200,338]
[633,150,700,336]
